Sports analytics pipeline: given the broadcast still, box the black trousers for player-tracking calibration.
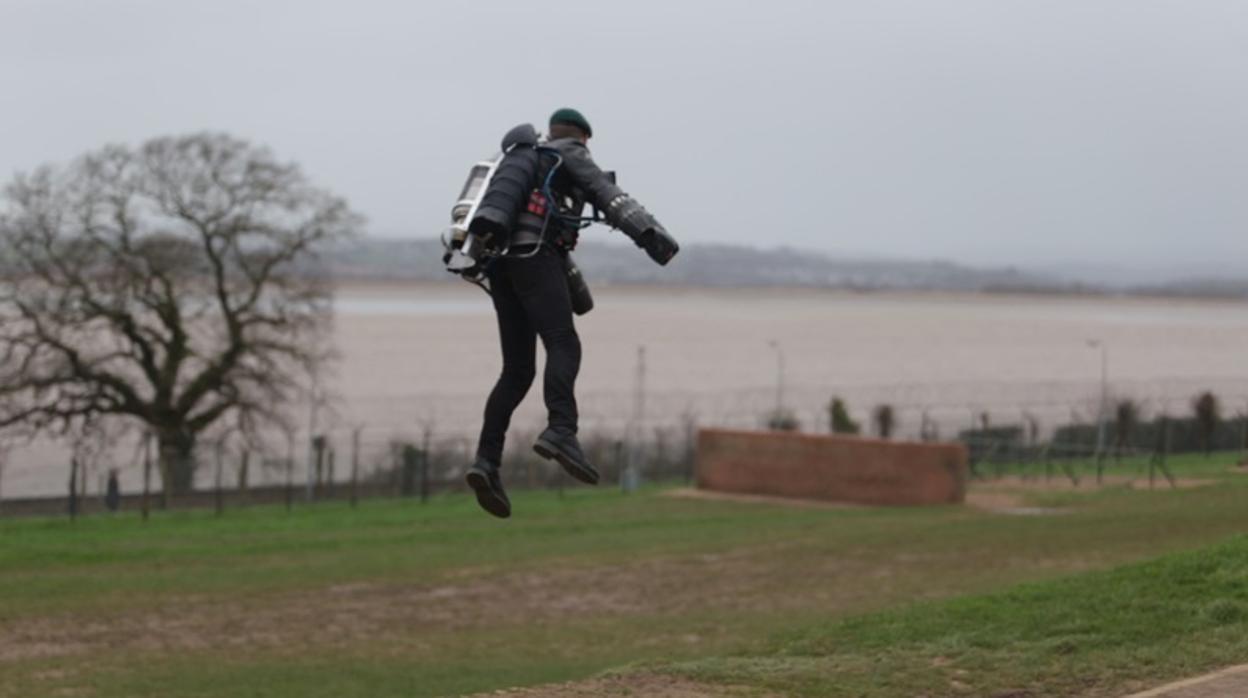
[476,246,581,465]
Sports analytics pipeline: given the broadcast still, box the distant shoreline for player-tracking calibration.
[331,276,1248,305]
[327,237,1248,302]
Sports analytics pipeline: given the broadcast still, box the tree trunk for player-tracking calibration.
[157,428,197,496]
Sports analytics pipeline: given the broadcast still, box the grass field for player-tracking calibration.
[1,452,1245,697]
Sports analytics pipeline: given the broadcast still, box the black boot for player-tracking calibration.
[533,428,599,485]
[465,458,511,518]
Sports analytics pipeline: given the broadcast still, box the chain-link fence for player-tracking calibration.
[2,378,1246,518]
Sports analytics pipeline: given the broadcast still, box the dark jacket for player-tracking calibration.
[509,138,625,249]
[544,137,669,254]
[544,137,624,217]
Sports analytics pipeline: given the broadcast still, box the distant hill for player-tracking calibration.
[1128,278,1248,299]
[325,236,1248,298]
[327,237,1063,292]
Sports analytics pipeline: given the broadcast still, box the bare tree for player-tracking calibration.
[0,133,362,495]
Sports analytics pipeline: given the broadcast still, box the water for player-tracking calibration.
[332,295,492,317]
[3,282,1247,499]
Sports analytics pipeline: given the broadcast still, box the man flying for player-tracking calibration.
[465,107,679,518]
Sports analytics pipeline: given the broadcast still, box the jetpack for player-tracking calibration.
[441,124,543,282]
[441,123,595,314]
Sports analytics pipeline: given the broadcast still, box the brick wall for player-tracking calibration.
[696,429,968,506]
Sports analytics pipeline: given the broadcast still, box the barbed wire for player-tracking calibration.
[2,376,1246,500]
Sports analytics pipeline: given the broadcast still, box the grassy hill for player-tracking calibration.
[1,453,1246,697]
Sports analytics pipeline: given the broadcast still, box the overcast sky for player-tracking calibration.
[2,1,1245,275]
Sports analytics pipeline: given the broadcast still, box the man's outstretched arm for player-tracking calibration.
[557,142,680,265]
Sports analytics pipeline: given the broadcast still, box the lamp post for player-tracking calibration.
[1086,339,1108,458]
[624,345,646,492]
[768,340,786,414]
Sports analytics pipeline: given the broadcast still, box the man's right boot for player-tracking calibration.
[533,428,600,485]
[465,458,511,519]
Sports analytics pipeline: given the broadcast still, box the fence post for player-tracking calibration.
[238,449,250,507]
[420,426,431,504]
[1160,417,1176,488]
[391,444,401,498]
[1159,416,1169,488]
[1059,446,1079,486]
[1149,422,1158,490]
[1150,415,1174,490]
[401,444,419,497]
[142,433,152,522]
[327,446,336,499]
[214,441,225,517]
[684,417,697,484]
[311,436,326,501]
[285,432,295,512]
[614,440,625,490]
[1240,406,1248,461]
[68,457,79,521]
[350,427,361,509]
[0,449,7,516]
[159,443,172,511]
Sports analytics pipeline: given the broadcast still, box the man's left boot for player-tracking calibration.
[465,458,511,518]
[533,428,600,485]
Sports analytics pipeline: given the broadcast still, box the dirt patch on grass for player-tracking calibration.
[965,476,1213,513]
[0,638,89,663]
[1123,663,1248,697]
[669,479,1212,516]
[7,483,1218,680]
[0,545,840,665]
[470,674,772,697]
[4,528,997,671]
[974,475,1212,490]
[663,487,859,509]
[963,488,1031,513]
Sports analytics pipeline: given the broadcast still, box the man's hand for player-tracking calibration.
[635,227,679,265]
[602,193,678,265]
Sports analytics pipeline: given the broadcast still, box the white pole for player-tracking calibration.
[768,340,786,413]
[625,345,646,492]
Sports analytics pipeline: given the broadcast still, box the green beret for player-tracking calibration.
[549,107,592,137]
